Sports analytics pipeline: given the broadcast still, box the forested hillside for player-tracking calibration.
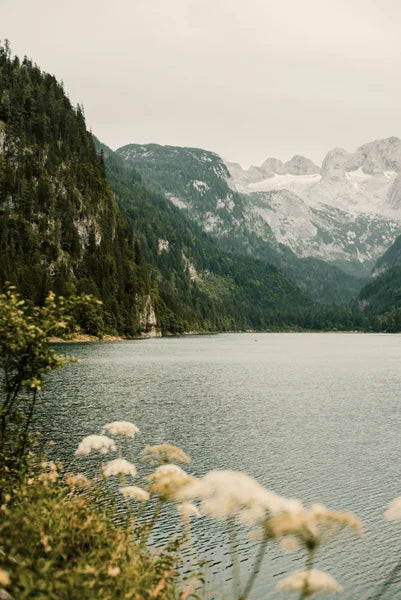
[0,42,155,336]
[4,41,401,334]
[0,42,321,336]
[98,140,314,333]
[117,143,363,304]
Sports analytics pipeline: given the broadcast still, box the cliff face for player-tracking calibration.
[137,294,160,338]
[0,45,154,337]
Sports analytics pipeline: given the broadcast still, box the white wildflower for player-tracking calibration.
[147,463,194,500]
[65,473,91,489]
[103,458,137,478]
[41,461,58,472]
[75,434,116,457]
[119,485,150,501]
[155,464,186,476]
[385,496,401,521]
[177,502,201,518]
[39,460,59,483]
[179,470,303,522]
[277,569,343,595]
[268,503,362,546]
[141,443,190,465]
[102,421,139,437]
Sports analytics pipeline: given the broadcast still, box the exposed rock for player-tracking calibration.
[246,165,266,183]
[321,148,363,180]
[260,157,287,175]
[285,155,320,175]
[357,137,401,174]
[387,174,401,209]
[158,238,169,253]
[137,294,160,338]
[182,252,200,281]
[0,120,5,154]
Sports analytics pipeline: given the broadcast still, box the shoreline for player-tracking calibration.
[48,328,396,343]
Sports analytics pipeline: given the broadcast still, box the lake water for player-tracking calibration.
[38,333,401,599]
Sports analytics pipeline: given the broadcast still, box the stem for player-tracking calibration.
[0,380,23,484]
[227,516,241,599]
[238,533,269,600]
[140,498,163,543]
[17,388,38,461]
[118,474,133,526]
[131,500,146,536]
[299,548,315,600]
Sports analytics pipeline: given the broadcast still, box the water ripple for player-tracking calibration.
[37,333,401,599]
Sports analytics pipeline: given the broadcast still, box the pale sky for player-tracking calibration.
[2,0,401,167]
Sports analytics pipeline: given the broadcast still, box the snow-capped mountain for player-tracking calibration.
[117,138,401,303]
[226,137,401,276]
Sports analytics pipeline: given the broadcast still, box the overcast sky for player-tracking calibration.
[2,0,401,166]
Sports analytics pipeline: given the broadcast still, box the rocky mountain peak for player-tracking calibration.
[260,157,287,176]
[356,137,401,174]
[321,148,363,180]
[285,155,320,175]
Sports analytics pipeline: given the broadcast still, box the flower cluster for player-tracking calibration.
[176,502,201,519]
[103,459,137,478]
[71,421,367,599]
[65,473,91,490]
[267,502,363,549]
[102,421,140,438]
[119,486,150,502]
[75,435,116,457]
[385,496,401,521]
[147,464,194,500]
[276,569,343,595]
[38,461,59,483]
[141,443,190,465]
[178,469,302,523]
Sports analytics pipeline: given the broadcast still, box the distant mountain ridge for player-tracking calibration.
[98,140,314,333]
[116,143,366,303]
[227,137,401,275]
[117,138,401,288]
[0,43,316,336]
[5,41,401,332]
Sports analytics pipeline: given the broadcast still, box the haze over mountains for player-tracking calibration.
[117,138,401,305]
[4,41,401,333]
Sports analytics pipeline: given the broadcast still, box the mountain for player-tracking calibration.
[357,232,401,326]
[371,234,401,276]
[0,45,158,336]
[5,42,401,333]
[116,143,363,304]
[358,262,401,333]
[228,137,401,278]
[0,42,315,336]
[98,140,314,333]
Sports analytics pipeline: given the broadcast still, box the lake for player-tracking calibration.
[38,333,401,599]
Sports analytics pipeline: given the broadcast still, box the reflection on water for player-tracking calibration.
[37,333,401,598]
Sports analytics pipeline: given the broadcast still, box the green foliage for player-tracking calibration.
[371,233,401,275]
[98,140,320,334]
[0,472,182,600]
[0,287,98,489]
[358,265,401,315]
[0,42,151,337]
[116,144,363,305]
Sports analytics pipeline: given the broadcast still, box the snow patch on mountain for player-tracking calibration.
[224,137,401,274]
[227,137,401,220]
